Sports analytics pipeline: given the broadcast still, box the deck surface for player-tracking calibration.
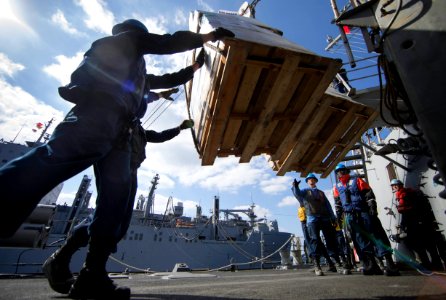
[1,267,446,299]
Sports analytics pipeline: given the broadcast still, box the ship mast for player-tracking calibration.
[144,174,159,218]
[35,118,54,144]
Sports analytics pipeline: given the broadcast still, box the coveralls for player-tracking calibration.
[333,175,376,258]
[292,185,341,265]
[396,187,444,270]
[0,29,203,251]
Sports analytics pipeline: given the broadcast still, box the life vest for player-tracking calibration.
[336,178,367,212]
[302,189,330,217]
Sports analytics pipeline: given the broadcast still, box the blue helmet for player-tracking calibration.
[112,19,148,35]
[390,179,403,186]
[305,173,318,182]
[334,163,348,173]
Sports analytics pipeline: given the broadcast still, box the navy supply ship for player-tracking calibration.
[0,151,292,274]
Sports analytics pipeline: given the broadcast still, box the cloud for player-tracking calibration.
[140,16,168,34]
[278,196,297,208]
[0,78,64,143]
[43,52,84,85]
[51,9,83,36]
[174,9,188,26]
[233,204,271,219]
[197,0,215,12]
[260,175,293,195]
[0,52,25,77]
[75,0,115,34]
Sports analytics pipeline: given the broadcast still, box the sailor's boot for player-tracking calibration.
[362,254,375,275]
[42,226,89,294]
[68,240,130,300]
[383,253,400,276]
[314,258,324,276]
[326,257,337,273]
[339,256,352,275]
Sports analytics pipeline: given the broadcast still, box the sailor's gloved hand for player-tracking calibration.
[159,88,179,101]
[368,199,378,216]
[293,179,301,187]
[195,48,205,68]
[211,27,235,42]
[180,119,194,130]
[298,207,306,222]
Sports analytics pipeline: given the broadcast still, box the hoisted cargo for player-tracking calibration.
[186,10,377,177]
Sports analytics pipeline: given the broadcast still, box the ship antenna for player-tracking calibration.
[11,125,24,143]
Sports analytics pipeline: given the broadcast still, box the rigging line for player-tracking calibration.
[183,83,203,156]
[108,255,153,273]
[143,89,184,128]
[216,222,256,259]
[142,100,166,127]
[145,99,175,129]
[207,234,294,272]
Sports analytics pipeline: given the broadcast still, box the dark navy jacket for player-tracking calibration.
[59,30,202,118]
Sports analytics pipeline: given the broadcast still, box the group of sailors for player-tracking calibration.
[292,163,446,276]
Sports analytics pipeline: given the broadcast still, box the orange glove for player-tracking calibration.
[298,207,306,222]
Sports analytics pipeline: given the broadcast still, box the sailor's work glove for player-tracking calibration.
[159,88,179,101]
[293,179,301,187]
[298,207,306,222]
[195,48,205,68]
[211,27,235,42]
[180,119,194,130]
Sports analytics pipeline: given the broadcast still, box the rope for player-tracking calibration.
[143,90,182,129]
[183,83,203,156]
[207,234,294,272]
[108,255,153,273]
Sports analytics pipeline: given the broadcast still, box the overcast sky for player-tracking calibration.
[0,0,361,237]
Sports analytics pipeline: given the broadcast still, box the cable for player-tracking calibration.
[183,83,203,156]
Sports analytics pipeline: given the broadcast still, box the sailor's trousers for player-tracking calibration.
[0,92,133,251]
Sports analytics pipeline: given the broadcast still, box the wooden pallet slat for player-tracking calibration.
[202,45,250,165]
[272,60,342,162]
[239,54,301,163]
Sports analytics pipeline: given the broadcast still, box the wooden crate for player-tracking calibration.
[186,11,377,177]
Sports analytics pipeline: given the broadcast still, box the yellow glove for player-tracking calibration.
[298,207,306,222]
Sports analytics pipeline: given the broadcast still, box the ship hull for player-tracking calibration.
[0,225,291,274]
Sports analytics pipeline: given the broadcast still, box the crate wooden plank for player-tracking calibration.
[271,60,342,162]
[231,65,281,155]
[257,69,306,151]
[276,97,335,175]
[302,104,358,174]
[202,45,250,165]
[196,48,227,154]
[239,54,301,163]
[220,47,274,152]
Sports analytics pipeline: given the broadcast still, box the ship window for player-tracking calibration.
[1,159,7,163]
[139,234,143,240]
[158,238,162,242]
[154,234,157,241]
[175,238,178,242]
[169,236,172,242]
